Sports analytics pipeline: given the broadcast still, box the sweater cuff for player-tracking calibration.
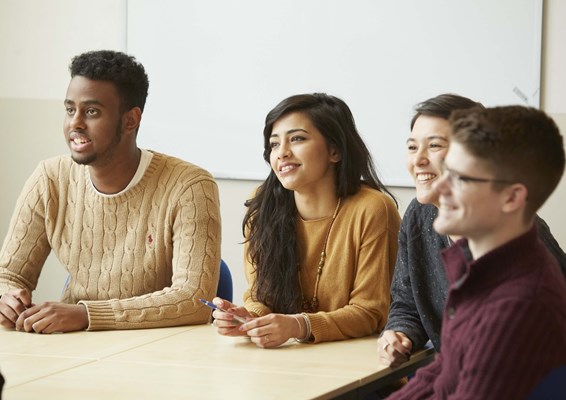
[386,326,422,350]
[306,313,328,343]
[245,305,267,318]
[78,300,117,331]
[244,301,272,318]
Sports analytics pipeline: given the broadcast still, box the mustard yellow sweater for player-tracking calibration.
[0,152,221,330]
[244,186,400,343]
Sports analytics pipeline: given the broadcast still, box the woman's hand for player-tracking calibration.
[212,297,253,337]
[377,330,412,368]
[239,313,304,348]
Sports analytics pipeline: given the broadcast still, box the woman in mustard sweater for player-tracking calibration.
[212,93,400,348]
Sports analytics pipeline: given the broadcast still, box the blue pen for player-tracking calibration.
[199,299,247,324]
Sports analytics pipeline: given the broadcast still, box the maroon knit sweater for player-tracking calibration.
[389,225,566,400]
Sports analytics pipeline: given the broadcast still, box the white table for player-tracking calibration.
[0,324,434,399]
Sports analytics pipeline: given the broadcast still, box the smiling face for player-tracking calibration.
[433,141,508,242]
[406,115,451,206]
[63,76,125,167]
[269,112,341,196]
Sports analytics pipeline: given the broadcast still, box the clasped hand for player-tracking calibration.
[377,330,413,368]
[211,297,303,348]
[0,288,88,333]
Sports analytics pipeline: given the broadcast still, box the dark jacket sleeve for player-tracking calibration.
[385,201,430,351]
[535,215,566,279]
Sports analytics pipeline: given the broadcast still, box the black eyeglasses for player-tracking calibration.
[440,162,515,188]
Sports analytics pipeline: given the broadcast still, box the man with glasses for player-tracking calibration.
[379,94,565,372]
[389,105,566,399]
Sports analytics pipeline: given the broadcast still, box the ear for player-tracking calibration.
[122,107,142,135]
[501,183,528,214]
[329,146,342,163]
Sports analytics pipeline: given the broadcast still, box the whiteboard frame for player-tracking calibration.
[127,0,542,187]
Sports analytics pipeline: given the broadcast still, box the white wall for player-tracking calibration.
[0,0,564,305]
[0,0,128,301]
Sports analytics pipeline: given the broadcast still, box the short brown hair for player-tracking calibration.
[449,106,565,219]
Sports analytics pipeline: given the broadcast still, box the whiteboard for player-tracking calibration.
[127,0,542,186]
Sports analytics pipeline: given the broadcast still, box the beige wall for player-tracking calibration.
[1,1,564,304]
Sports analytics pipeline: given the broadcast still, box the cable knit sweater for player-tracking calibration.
[389,225,566,400]
[243,186,401,343]
[0,151,221,330]
[385,198,566,351]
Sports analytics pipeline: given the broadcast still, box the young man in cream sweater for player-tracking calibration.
[0,50,221,333]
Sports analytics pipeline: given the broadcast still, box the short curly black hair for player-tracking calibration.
[69,50,149,113]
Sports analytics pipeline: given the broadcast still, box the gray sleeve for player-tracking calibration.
[384,205,430,351]
[535,215,566,279]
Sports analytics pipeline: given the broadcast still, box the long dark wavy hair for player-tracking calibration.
[243,93,397,313]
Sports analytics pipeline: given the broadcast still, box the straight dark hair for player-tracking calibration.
[410,93,484,129]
